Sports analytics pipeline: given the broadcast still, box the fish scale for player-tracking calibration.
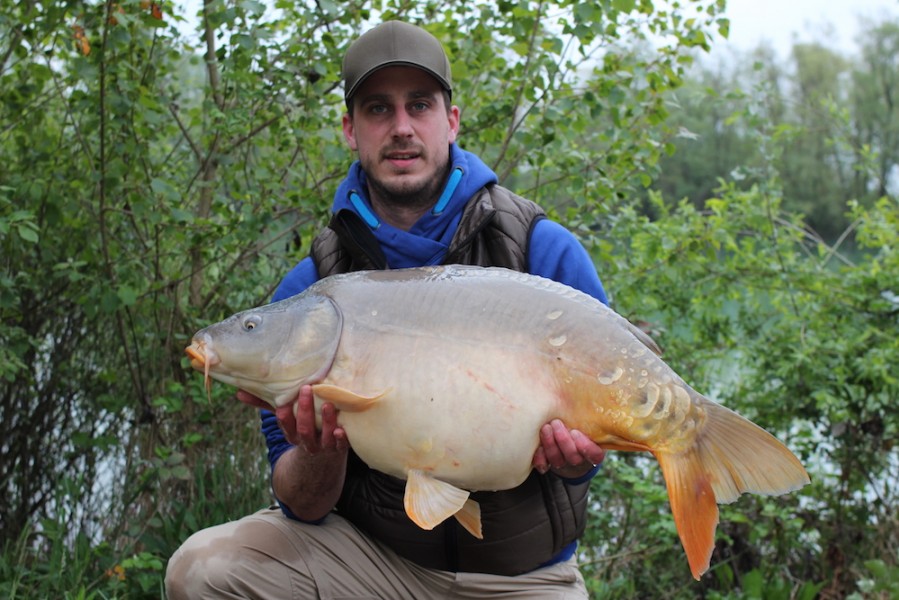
[185,264,809,580]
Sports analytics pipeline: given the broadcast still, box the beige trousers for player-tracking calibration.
[165,508,589,599]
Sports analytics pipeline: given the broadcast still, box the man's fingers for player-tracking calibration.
[550,419,583,465]
[293,389,318,445]
[539,421,565,469]
[540,420,605,469]
[333,428,350,453]
[282,385,347,455]
[319,402,349,452]
[318,402,337,448]
[236,390,270,410]
[531,446,549,475]
[275,403,300,446]
[571,429,605,467]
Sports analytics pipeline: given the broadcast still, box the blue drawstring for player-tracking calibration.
[432,167,463,215]
[349,192,380,229]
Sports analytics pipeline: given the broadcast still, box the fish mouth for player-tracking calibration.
[185,344,205,365]
[185,340,220,395]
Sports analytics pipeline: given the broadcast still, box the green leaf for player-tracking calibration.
[151,177,180,201]
[117,285,139,307]
[16,223,39,243]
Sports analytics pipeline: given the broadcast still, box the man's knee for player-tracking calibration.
[165,513,316,599]
[165,525,238,599]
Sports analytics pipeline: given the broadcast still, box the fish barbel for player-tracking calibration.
[185,265,809,579]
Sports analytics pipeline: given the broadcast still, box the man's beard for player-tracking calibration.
[365,155,451,214]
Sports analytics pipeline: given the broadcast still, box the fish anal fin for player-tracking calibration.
[588,436,652,453]
[454,499,483,539]
[657,449,718,580]
[403,469,470,531]
[311,384,389,412]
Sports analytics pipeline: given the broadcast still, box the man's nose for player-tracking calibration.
[391,110,414,138]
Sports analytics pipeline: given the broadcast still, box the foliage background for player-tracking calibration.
[1,0,897,598]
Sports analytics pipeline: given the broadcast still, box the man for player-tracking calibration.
[166,20,608,598]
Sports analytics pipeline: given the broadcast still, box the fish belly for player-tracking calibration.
[322,338,557,491]
[311,265,657,490]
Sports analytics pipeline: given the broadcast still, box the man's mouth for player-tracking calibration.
[384,149,422,168]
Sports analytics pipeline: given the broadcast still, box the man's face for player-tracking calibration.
[343,66,460,209]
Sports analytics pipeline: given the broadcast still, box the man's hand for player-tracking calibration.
[237,386,349,453]
[533,419,605,479]
[239,385,349,520]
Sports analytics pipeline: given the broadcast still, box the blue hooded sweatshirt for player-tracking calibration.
[260,144,608,565]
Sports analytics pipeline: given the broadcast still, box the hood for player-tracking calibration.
[331,144,498,268]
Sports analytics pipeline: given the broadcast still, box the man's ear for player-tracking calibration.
[447,105,460,144]
[343,113,358,150]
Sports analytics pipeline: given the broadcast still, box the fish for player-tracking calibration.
[184,265,810,579]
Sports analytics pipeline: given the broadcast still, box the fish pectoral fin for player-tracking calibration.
[453,498,483,539]
[311,384,390,412]
[403,469,471,532]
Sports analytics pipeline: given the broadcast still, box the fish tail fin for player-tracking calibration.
[657,401,810,580]
[656,448,719,580]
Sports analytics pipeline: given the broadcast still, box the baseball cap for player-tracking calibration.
[343,21,453,102]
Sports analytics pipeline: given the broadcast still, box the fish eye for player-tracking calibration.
[243,315,262,331]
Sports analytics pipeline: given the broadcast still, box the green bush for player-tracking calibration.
[2,0,897,597]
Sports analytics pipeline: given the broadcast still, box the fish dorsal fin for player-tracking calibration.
[453,498,483,539]
[311,384,389,412]
[403,469,471,532]
[625,320,663,356]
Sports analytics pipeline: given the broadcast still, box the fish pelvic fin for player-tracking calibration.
[657,401,811,580]
[454,499,483,539]
[404,469,474,534]
[311,384,390,412]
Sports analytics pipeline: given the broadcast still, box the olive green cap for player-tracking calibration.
[343,21,452,102]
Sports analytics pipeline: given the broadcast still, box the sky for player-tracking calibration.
[719,0,899,57]
[174,1,898,59]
